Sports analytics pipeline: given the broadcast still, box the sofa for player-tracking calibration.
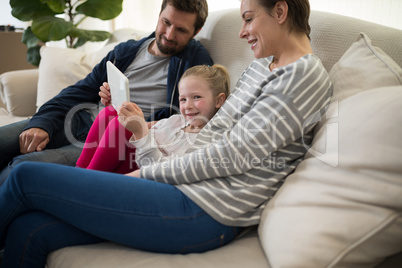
[0,8,401,268]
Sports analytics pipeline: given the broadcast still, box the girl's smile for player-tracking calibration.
[178,75,224,132]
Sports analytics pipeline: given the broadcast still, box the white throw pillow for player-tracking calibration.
[329,33,402,102]
[36,42,118,110]
[259,86,402,267]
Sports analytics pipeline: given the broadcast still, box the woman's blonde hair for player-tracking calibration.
[180,64,230,97]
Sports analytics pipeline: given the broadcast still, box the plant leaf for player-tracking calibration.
[76,0,123,20]
[42,0,67,13]
[10,0,56,21]
[70,28,111,48]
[21,27,41,48]
[32,16,73,42]
[27,45,42,66]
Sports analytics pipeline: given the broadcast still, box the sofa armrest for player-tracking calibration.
[0,69,38,117]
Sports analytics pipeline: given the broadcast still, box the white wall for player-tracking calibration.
[309,0,402,30]
[0,2,26,29]
[113,0,402,32]
[2,0,401,32]
[113,0,242,32]
[1,0,401,52]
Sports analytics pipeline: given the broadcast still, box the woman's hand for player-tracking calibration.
[118,102,149,140]
[99,82,111,106]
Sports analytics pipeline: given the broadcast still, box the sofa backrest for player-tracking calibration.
[196,9,402,91]
[309,10,402,72]
[109,9,402,92]
[196,9,254,92]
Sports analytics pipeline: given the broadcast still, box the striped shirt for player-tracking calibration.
[140,55,333,226]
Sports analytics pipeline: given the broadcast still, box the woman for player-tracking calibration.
[0,1,332,267]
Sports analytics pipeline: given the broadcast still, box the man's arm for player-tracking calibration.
[19,71,104,153]
[21,46,120,151]
[21,37,150,153]
[24,59,109,140]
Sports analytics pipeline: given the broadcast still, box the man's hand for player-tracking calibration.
[19,128,50,154]
[99,82,111,106]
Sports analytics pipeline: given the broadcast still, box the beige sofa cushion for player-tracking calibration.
[0,108,30,126]
[36,43,118,110]
[330,33,402,102]
[0,69,38,117]
[260,85,402,267]
[47,229,268,268]
[259,32,402,267]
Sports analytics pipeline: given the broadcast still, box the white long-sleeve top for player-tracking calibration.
[130,114,198,167]
[140,55,333,226]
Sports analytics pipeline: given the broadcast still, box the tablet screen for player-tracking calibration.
[106,61,130,111]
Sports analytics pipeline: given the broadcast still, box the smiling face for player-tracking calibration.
[178,75,223,130]
[239,0,278,59]
[153,4,198,56]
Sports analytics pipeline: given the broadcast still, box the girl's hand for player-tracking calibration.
[147,121,158,129]
[99,82,111,106]
[118,102,149,140]
[126,169,141,177]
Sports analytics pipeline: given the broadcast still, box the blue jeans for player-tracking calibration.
[0,162,242,268]
[0,111,93,185]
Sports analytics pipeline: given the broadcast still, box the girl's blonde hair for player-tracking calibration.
[180,64,230,97]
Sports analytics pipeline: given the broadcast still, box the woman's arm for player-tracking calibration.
[140,91,304,184]
[141,56,332,185]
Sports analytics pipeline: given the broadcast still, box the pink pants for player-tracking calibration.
[76,106,138,174]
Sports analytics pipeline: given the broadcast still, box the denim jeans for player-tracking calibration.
[0,162,242,268]
[0,110,93,185]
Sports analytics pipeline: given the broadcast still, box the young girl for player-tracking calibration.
[76,64,230,173]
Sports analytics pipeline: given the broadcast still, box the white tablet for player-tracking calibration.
[106,61,130,111]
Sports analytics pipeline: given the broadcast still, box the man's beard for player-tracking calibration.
[156,35,178,55]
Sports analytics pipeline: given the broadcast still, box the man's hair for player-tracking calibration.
[181,64,231,98]
[160,0,208,34]
[257,0,311,39]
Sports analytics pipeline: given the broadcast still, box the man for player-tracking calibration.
[0,0,213,184]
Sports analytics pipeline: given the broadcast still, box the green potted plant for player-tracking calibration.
[10,0,123,66]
